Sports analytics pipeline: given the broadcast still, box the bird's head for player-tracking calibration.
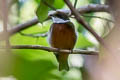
[49,11,70,23]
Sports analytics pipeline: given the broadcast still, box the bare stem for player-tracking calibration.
[0,45,98,55]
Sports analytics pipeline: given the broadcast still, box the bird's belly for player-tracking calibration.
[49,24,76,49]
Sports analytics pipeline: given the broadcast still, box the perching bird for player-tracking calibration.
[48,12,77,71]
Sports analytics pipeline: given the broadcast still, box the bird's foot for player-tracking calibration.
[69,49,73,54]
[54,48,61,57]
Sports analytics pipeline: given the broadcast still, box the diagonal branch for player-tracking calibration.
[9,18,39,35]
[0,17,39,40]
[64,0,107,48]
[0,45,98,55]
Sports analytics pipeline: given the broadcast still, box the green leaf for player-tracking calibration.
[36,0,54,23]
[35,0,64,9]
[35,0,41,3]
[54,0,64,9]
[13,56,59,80]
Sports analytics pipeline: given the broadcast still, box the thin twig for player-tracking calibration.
[82,15,114,23]
[64,0,107,48]
[0,45,98,55]
[19,32,48,38]
[74,0,78,8]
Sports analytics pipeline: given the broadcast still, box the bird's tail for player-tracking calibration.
[56,53,69,71]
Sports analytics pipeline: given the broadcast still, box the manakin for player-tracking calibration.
[48,12,77,71]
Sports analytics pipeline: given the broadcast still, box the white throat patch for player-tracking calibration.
[52,17,70,23]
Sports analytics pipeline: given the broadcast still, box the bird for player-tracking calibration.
[48,12,77,71]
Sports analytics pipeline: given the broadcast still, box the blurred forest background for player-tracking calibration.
[0,0,116,80]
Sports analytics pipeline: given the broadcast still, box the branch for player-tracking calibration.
[19,32,48,38]
[77,4,109,13]
[82,15,114,23]
[64,0,107,48]
[0,45,98,55]
[0,17,39,40]
[48,4,109,16]
[9,18,39,35]
[0,4,109,41]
